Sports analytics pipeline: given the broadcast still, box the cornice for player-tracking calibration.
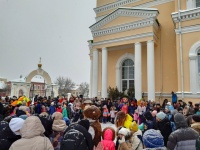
[172,7,200,23]
[175,25,200,34]
[92,18,156,37]
[92,32,154,46]
[90,8,159,31]
[94,0,173,14]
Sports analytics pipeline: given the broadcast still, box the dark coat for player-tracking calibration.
[61,124,93,150]
[0,123,21,150]
[155,117,172,146]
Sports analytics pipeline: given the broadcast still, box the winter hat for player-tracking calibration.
[152,110,157,116]
[52,112,63,120]
[102,127,115,141]
[192,114,200,122]
[167,102,171,105]
[174,113,188,129]
[52,120,67,132]
[78,119,90,131]
[51,102,54,105]
[129,121,138,132]
[118,127,130,136]
[16,110,26,117]
[9,118,25,135]
[144,111,153,121]
[156,112,166,120]
[143,129,164,148]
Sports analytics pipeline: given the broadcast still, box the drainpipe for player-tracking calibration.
[178,0,184,100]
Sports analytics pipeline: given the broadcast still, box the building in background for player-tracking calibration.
[88,0,200,102]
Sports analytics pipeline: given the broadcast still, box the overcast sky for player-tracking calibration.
[0,0,96,84]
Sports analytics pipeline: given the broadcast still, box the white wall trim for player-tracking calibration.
[90,8,159,31]
[175,25,200,34]
[116,53,134,91]
[94,0,173,14]
[172,7,200,23]
[92,32,154,46]
[189,41,200,94]
[92,18,157,37]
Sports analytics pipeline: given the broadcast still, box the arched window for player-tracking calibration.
[121,59,134,91]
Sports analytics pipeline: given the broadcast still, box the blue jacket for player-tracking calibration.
[49,105,56,115]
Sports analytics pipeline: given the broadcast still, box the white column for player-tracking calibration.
[135,42,142,100]
[102,47,108,98]
[89,59,93,98]
[147,40,155,101]
[92,49,99,97]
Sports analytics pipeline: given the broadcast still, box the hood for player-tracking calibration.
[103,129,113,141]
[52,120,67,132]
[174,113,188,129]
[20,116,45,138]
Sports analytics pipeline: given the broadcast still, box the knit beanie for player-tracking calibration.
[174,113,188,129]
[143,129,164,148]
[52,120,67,132]
[78,119,90,131]
[9,118,25,135]
[192,114,200,122]
[129,121,138,132]
[156,112,166,120]
[118,127,130,136]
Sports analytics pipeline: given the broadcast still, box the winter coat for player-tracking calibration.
[118,141,132,150]
[56,107,62,113]
[167,114,199,150]
[101,128,115,150]
[128,106,135,116]
[36,104,41,114]
[60,123,93,150]
[50,131,64,150]
[131,129,143,150]
[49,105,56,115]
[62,107,68,118]
[0,123,21,150]
[191,122,200,134]
[137,106,146,115]
[196,136,200,150]
[39,116,53,137]
[110,110,117,118]
[103,108,109,117]
[66,106,72,119]
[155,117,172,146]
[90,120,102,147]
[9,116,54,150]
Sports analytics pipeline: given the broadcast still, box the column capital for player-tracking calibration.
[93,49,98,52]
[147,40,154,44]
[135,42,141,46]
[102,47,108,51]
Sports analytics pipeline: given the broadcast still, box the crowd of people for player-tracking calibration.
[0,94,200,150]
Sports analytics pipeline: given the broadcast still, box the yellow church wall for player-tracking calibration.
[174,0,187,12]
[101,16,143,29]
[141,45,148,93]
[97,0,115,8]
[180,19,200,28]
[94,26,153,43]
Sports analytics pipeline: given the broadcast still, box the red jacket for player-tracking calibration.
[56,107,62,113]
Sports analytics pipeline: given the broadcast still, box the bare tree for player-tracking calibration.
[55,76,75,96]
[79,82,89,96]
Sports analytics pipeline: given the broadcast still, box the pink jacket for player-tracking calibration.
[101,129,115,150]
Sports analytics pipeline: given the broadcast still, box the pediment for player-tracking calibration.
[90,7,159,31]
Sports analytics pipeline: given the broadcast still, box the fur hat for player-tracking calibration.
[83,105,101,120]
[129,121,138,132]
[102,127,115,141]
[115,111,126,128]
[118,127,130,136]
[52,120,67,132]
[52,112,63,120]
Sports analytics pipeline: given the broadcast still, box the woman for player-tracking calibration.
[9,116,53,150]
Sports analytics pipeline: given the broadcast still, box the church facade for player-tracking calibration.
[88,0,200,102]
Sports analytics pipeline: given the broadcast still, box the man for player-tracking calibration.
[0,96,4,117]
[167,113,199,150]
[171,91,177,105]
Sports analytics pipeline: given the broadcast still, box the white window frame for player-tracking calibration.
[187,0,200,9]
[116,53,134,92]
[189,41,200,94]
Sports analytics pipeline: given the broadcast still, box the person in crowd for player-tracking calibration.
[49,102,56,116]
[100,127,115,150]
[143,111,154,131]
[56,103,62,113]
[0,118,24,150]
[183,105,194,117]
[62,103,68,119]
[167,113,199,150]
[129,121,143,150]
[117,127,132,150]
[194,103,200,114]
[9,116,54,150]
[110,106,117,124]
[133,110,139,123]
[161,99,168,110]
[143,129,166,150]
[60,119,93,150]
[178,100,186,109]
[191,114,200,134]
[0,97,4,118]
[188,101,194,108]
[151,110,157,123]
[35,101,41,114]
[136,101,146,124]
[128,101,136,118]
[155,111,172,146]
[50,112,67,150]
[102,105,109,123]
[171,91,177,105]
[155,103,161,113]
[66,103,72,119]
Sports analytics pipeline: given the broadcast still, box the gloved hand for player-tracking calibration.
[119,136,125,144]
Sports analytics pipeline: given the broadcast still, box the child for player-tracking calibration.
[110,107,117,124]
[118,127,132,150]
[103,105,109,123]
[100,127,115,150]
[133,110,139,124]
